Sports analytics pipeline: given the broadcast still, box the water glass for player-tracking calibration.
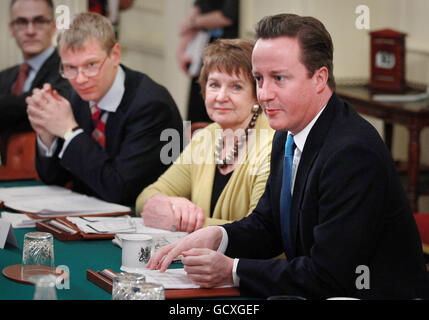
[30,274,58,300]
[112,272,165,300]
[22,232,55,280]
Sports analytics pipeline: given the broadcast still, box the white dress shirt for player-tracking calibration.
[37,66,126,158]
[218,104,327,287]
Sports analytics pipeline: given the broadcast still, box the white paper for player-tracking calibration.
[67,217,187,237]
[127,268,233,289]
[185,31,210,77]
[0,219,18,249]
[1,211,42,228]
[0,186,131,216]
[0,185,71,202]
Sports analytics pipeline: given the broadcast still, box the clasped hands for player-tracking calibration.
[26,83,78,147]
[142,194,206,233]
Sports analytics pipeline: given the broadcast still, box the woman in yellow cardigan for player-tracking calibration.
[136,39,274,233]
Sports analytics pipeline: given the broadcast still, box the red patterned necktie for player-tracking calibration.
[91,104,107,148]
[11,62,30,95]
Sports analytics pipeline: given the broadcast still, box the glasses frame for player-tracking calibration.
[59,55,109,80]
[10,16,53,31]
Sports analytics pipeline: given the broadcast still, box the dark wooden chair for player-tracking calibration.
[0,131,39,180]
[190,122,211,136]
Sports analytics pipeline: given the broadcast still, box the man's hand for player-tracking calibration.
[146,226,223,272]
[26,83,78,140]
[142,194,205,233]
[182,248,234,288]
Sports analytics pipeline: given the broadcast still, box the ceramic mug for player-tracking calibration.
[117,234,153,272]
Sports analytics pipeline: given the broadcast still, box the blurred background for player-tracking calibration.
[1,0,428,210]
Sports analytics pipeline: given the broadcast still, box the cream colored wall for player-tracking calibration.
[239,0,429,211]
[119,0,193,118]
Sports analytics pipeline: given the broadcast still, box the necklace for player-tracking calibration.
[214,105,260,169]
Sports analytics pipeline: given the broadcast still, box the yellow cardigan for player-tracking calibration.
[135,114,274,227]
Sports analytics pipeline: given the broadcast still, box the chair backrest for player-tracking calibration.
[0,132,39,180]
[190,122,211,136]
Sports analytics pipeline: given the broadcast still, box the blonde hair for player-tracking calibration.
[198,38,256,99]
[57,12,116,54]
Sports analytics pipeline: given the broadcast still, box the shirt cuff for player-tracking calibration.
[58,129,84,159]
[37,135,58,157]
[232,258,240,287]
[217,226,229,254]
[217,227,240,287]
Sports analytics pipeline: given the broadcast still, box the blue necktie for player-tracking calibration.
[280,134,296,256]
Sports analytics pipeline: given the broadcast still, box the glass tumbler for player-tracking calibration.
[112,272,165,300]
[22,232,55,280]
[30,274,58,300]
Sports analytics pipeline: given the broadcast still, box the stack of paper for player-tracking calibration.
[1,212,43,228]
[67,216,187,238]
[0,186,131,217]
[126,268,233,289]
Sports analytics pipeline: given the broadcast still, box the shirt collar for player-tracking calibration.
[291,104,327,154]
[25,46,55,73]
[90,65,125,112]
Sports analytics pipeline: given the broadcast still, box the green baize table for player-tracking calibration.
[0,180,176,300]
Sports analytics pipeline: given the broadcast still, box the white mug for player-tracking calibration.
[117,234,153,273]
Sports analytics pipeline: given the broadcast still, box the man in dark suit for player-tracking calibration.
[147,14,427,299]
[0,0,70,133]
[26,12,183,206]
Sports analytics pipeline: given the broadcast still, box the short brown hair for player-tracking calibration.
[198,38,256,99]
[255,13,335,90]
[57,12,116,54]
[10,0,54,18]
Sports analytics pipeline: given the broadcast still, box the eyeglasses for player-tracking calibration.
[11,17,52,31]
[59,56,109,80]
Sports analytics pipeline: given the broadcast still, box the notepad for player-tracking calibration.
[125,268,233,289]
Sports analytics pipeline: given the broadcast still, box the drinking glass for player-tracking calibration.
[112,272,165,300]
[21,232,55,280]
[30,274,58,300]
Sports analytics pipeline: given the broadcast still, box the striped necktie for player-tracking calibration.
[91,104,107,148]
[280,134,296,256]
[11,62,30,95]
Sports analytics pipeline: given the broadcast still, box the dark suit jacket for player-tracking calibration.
[0,49,71,133]
[224,93,427,299]
[36,65,183,206]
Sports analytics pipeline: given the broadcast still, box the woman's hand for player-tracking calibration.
[142,194,206,233]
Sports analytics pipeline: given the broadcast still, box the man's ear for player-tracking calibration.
[110,43,121,66]
[312,66,329,93]
[8,21,15,38]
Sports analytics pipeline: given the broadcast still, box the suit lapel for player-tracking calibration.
[30,50,59,89]
[5,67,20,92]
[104,66,139,153]
[72,96,92,132]
[289,93,339,257]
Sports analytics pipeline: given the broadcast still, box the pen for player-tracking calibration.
[85,224,108,233]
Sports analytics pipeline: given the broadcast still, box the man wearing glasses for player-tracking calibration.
[26,12,183,206]
[0,0,70,133]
